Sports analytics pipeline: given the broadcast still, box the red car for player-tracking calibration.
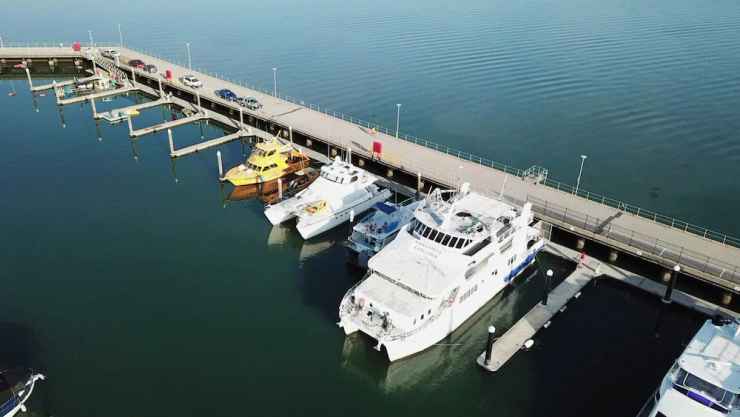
[128,59,145,69]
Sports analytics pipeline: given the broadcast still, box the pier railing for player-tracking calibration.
[527,195,740,288]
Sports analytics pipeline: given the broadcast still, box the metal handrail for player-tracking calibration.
[526,195,740,288]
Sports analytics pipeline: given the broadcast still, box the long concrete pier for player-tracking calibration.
[1,44,739,294]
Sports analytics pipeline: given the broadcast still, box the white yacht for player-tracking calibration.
[0,370,45,417]
[346,198,423,268]
[643,316,739,417]
[338,183,544,361]
[264,156,392,239]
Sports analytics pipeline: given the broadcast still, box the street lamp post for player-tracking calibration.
[117,24,123,47]
[272,67,278,96]
[186,42,192,71]
[575,154,587,195]
[88,30,94,48]
[395,103,402,138]
[543,269,553,305]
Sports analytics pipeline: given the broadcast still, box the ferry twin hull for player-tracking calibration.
[296,192,392,239]
[341,246,542,362]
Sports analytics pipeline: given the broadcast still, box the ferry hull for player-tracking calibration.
[339,245,542,362]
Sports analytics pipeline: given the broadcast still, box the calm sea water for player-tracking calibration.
[1,0,738,416]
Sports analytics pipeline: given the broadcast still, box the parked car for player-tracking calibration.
[180,75,203,88]
[101,48,121,58]
[128,59,145,69]
[237,96,262,110]
[143,64,158,74]
[215,89,237,101]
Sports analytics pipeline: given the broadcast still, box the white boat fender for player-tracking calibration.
[522,339,535,350]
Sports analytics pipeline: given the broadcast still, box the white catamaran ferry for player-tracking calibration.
[338,183,544,361]
[346,199,423,268]
[643,316,739,417]
[264,156,392,239]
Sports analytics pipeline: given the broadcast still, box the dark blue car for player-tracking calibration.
[215,89,237,101]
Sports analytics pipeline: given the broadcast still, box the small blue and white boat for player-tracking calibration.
[346,198,422,268]
[0,370,45,417]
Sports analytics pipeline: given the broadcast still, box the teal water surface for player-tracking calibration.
[1,0,738,416]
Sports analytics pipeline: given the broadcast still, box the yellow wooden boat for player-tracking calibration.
[222,138,309,186]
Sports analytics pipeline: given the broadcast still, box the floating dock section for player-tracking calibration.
[170,130,250,158]
[31,75,99,92]
[128,112,206,138]
[96,95,171,120]
[477,251,598,372]
[58,85,137,105]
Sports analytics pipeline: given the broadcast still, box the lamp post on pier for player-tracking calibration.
[117,24,123,47]
[272,67,278,96]
[186,42,192,71]
[88,30,94,48]
[395,103,402,138]
[575,154,587,196]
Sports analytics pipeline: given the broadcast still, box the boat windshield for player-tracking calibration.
[320,171,345,183]
[675,367,738,410]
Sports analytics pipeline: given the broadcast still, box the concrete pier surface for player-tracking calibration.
[1,45,739,292]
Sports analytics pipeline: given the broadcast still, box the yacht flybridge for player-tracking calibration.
[644,316,739,417]
[264,155,392,239]
[338,183,544,361]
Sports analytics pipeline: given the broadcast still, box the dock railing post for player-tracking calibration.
[662,265,680,304]
[216,150,223,179]
[484,326,496,366]
[167,128,174,155]
[24,67,33,90]
[158,77,163,96]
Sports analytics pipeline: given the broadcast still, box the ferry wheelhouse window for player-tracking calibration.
[674,368,738,410]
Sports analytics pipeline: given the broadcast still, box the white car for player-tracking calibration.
[180,75,203,88]
[101,48,120,58]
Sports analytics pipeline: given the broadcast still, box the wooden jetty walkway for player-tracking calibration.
[57,85,137,105]
[2,44,740,296]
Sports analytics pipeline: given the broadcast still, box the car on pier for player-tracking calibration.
[237,96,262,110]
[181,75,203,88]
[143,64,158,74]
[216,89,237,101]
[101,48,120,59]
[128,59,145,69]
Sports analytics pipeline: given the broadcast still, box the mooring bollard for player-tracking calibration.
[543,269,553,306]
[662,265,680,304]
[484,326,496,366]
[216,150,223,178]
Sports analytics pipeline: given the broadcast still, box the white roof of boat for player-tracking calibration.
[678,320,740,393]
[368,229,469,299]
[415,188,517,240]
[355,272,430,319]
